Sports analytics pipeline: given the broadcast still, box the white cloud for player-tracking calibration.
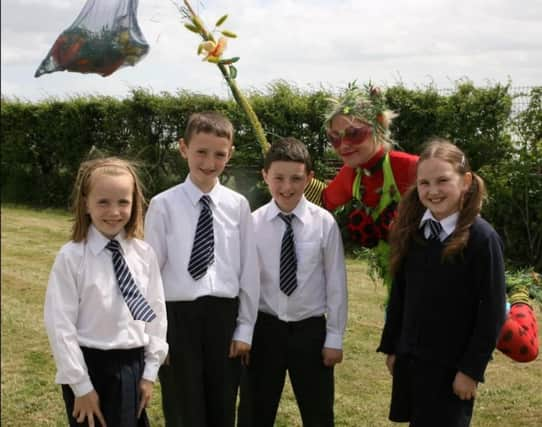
[2,0,541,102]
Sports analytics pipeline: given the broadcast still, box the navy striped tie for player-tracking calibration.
[106,240,156,322]
[188,195,214,280]
[425,219,443,241]
[278,213,297,296]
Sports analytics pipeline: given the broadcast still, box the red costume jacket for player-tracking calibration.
[323,148,419,212]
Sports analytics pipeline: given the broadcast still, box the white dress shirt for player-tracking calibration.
[252,196,348,349]
[144,175,260,345]
[420,210,459,241]
[44,225,168,397]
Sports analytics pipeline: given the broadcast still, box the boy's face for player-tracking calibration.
[179,132,233,193]
[262,161,314,213]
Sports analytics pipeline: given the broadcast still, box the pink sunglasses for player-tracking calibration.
[326,125,372,148]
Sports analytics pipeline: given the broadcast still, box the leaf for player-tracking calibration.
[229,65,238,80]
[221,30,238,38]
[184,23,200,34]
[215,14,228,27]
[219,56,240,65]
[191,16,203,30]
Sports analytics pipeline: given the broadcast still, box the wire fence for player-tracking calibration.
[437,86,536,116]
[509,86,535,116]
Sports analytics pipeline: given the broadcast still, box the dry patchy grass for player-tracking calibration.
[1,206,541,426]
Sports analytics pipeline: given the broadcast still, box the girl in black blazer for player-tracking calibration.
[378,139,506,427]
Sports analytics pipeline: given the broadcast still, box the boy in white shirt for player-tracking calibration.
[144,112,260,427]
[238,137,348,427]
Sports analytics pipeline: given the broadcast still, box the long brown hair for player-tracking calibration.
[70,157,146,242]
[389,138,486,275]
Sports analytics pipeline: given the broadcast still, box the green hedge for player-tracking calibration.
[2,81,540,270]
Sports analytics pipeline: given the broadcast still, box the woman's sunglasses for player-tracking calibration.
[326,125,372,148]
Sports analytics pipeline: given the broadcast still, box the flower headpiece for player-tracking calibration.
[324,81,395,142]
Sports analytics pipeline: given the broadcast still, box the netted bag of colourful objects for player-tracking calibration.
[35,0,149,78]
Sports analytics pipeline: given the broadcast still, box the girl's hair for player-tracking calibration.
[389,138,486,275]
[71,157,146,242]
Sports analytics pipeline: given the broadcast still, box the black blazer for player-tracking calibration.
[377,217,506,382]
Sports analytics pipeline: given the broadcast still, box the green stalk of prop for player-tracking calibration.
[183,1,270,155]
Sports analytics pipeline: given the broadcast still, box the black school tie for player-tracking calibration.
[106,240,156,322]
[278,213,297,296]
[425,219,443,241]
[188,195,214,280]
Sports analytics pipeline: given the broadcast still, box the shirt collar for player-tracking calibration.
[265,195,310,225]
[183,175,220,207]
[87,224,128,256]
[419,210,459,237]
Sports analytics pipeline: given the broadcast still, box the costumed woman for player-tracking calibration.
[305,82,538,362]
[305,82,418,294]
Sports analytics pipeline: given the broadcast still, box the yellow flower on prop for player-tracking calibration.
[199,37,228,62]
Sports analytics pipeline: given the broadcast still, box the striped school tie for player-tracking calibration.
[188,195,214,280]
[425,219,443,241]
[106,240,156,322]
[278,213,297,296]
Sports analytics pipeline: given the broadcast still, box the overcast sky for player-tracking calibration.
[2,0,541,102]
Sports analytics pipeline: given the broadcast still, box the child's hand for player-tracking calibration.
[452,371,478,400]
[385,354,396,376]
[322,347,343,367]
[229,340,251,359]
[73,390,107,427]
[138,379,154,418]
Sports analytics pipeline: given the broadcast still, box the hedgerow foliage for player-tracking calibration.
[479,87,542,271]
[1,81,539,270]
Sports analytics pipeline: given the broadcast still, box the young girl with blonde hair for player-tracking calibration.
[378,139,506,427]
[44,157,168,427]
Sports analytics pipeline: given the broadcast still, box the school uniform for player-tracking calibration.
[377,211,506,427]
[144,175,260,427]
[44,225,168,427]
[238,196,348,427]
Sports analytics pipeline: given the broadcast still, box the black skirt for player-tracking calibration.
[389,355,473,427]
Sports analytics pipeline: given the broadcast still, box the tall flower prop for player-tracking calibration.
[180,1,270,156]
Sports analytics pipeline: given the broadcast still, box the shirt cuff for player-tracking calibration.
[232,323,254,346]
[324,332,343,350]
[142,361,159,383]
[70,377,94,397]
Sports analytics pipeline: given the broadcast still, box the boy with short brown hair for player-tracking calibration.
[145,111,260,427]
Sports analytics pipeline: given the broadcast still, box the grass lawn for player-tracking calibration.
[2,205,541,426]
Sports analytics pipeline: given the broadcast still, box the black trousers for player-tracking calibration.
[61,346,149,427]
[159,296,241,427]
[238,311,334,427]
[389,355,474,427]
